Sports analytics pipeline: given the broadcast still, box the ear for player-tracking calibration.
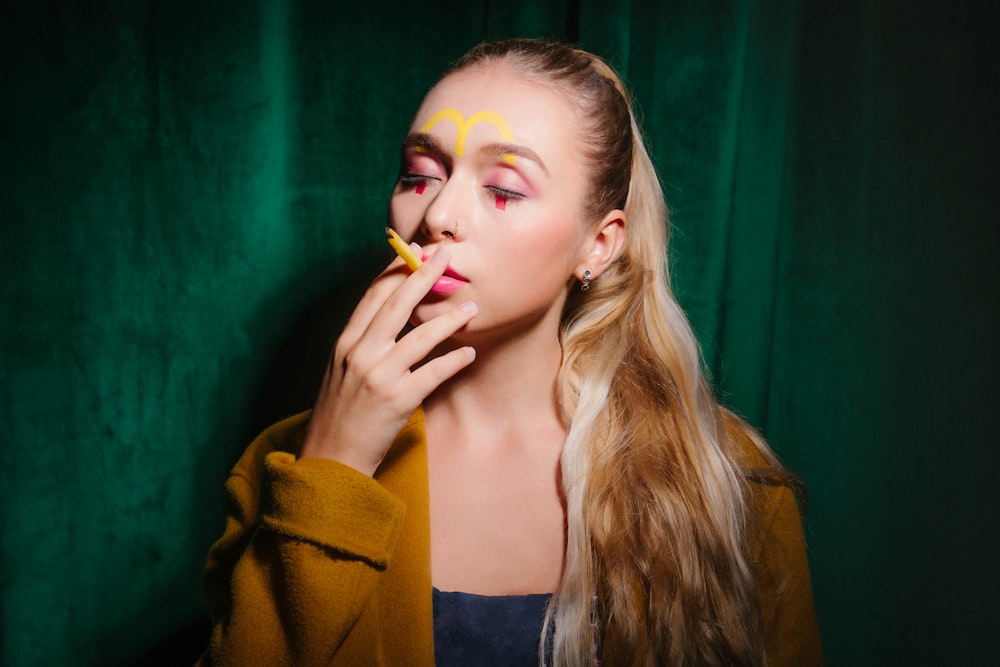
[575,209,626,281]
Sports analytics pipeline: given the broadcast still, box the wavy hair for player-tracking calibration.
[448,39,777,666]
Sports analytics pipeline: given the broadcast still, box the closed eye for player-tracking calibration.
[487,185,524,211]
[398,148,447,193]
[399,173,436,186]
[398,171,441,195]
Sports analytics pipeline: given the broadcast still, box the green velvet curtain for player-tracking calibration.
[2,1,997,665]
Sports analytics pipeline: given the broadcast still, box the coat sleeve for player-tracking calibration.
[197,413,408,667]
[748,481,825,667]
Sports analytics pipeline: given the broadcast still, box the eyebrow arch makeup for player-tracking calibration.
[480,142,548,174]
[386,227,423,271]
[419,108,516,164]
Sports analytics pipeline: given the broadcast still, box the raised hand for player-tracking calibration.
[299,247,477,476]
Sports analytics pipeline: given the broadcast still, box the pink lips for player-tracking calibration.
[421,255,469,295]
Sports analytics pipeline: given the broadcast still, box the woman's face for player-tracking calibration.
[389,62,592,343]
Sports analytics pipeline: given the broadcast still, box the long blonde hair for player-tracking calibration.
[449,39,772,666]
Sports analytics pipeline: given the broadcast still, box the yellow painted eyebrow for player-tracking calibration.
[419,108,518,165]
[403,133,442,153]
[479,142,548,175]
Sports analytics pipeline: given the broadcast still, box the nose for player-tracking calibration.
[420,175,468,242]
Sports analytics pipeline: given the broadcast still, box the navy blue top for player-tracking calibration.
[432,587,552,666]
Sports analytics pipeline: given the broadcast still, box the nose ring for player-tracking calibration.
[421,220,458,240]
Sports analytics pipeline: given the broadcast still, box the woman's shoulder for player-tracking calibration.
[719,408,778,470]
[719,408,809,552]
[720,408,805,495]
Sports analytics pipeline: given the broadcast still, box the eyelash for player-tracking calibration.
[399,173,432,187]
[486,185,524,210]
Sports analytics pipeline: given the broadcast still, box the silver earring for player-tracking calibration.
[581,270,591,291]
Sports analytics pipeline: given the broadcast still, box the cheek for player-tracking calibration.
[388,195,424,238]
[520,217,581,266]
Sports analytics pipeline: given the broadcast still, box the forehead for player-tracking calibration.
[411,64,580,160]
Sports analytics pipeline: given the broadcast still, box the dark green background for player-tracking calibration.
[2,1,997,665]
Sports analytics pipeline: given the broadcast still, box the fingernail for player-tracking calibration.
[464,346,476,360]
[460,301,477,314]
[431,248,450,265]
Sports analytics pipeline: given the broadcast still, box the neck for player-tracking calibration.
[425,326,565,443]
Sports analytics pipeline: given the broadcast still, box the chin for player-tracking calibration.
[409,299,455,327]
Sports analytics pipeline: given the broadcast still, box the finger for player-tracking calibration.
[362,248,452,343]
[337,247,422,353]
[386,300,478,370]
[350,297,477,395]
[405,346,477,398]
[343,298,476,408]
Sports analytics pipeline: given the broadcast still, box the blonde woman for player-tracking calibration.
[200,38,822,666]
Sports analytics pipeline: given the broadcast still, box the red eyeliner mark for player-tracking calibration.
[415,182,427,195]
[494,195,506,211]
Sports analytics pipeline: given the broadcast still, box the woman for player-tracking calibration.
[199,39,822,666]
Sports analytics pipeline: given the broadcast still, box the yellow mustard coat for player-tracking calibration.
[198,409,823,666]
